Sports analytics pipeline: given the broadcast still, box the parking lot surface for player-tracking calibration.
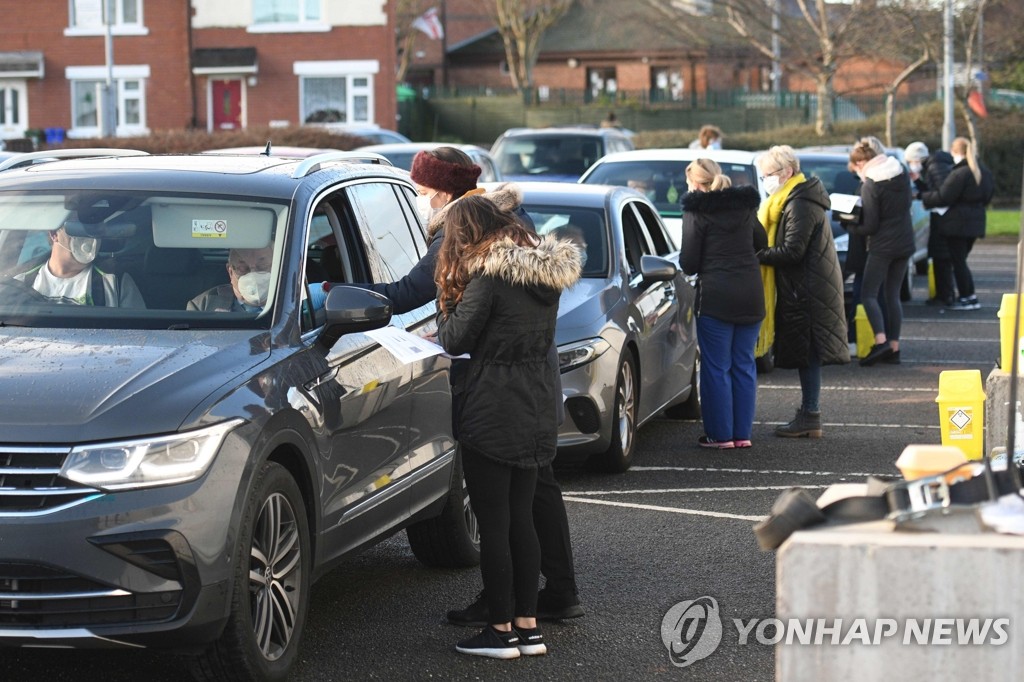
[2,240,1015,681]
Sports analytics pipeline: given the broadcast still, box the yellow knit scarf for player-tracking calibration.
[755,172,805,357]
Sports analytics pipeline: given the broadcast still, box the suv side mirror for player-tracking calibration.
[316,285,392,350]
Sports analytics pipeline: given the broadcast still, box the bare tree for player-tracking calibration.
[481,0,577,99]
[956,0,990,147]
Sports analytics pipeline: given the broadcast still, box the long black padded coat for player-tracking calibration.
[437,235,581,468]
[756,177,850,369]
[920,159,995,239]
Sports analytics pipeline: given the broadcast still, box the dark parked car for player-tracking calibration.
[489,181,699,472]
[490,126,635,183]
[0,149,477,680]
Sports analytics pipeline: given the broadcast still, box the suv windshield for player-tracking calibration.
[0,189,289,329]
[493,134,607,180]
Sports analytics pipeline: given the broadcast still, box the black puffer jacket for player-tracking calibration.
[757,177,849,369]
[914,151,955,260]
[438,236,581,468]
[920,159,995,239]
[680,185,767,325]
[848,155,915,259]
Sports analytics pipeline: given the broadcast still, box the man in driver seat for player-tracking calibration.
[14,224,145,307]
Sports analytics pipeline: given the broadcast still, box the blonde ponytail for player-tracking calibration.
[952,137,982,185]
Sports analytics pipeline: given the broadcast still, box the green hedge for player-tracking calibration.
[633,101,1024,207]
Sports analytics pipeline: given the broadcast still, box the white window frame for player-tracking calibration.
[248,0,328,33]
[65,0,148,37]
[293,61,378,125]
[65,65,150,138]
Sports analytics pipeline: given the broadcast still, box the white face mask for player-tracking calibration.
[909,161,923,174]
[952,154,964,165]
[236,271,271,307]
[57,234,99,265]
[762,175,782,195]
[416,192,439,224]
[708,139,722,150]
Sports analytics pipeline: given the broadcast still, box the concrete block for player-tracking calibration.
[984,366,1024,456]
[777,521,1024,682]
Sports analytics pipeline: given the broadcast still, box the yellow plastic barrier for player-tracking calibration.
[927,259,936,299]
[935,369,986,460]
[997,293,1024,372]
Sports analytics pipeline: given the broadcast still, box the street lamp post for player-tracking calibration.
[102,0,117,138]
[942,0,956,149]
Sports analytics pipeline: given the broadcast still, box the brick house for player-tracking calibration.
[0,0,397,143]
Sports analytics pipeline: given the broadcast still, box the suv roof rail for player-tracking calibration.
[0,147,149,172]
[291,151,393,179]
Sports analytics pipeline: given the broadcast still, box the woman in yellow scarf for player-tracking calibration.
[755,146,850,438]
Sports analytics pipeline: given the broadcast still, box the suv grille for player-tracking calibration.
[0,563,181,627]
[0,446,101,515]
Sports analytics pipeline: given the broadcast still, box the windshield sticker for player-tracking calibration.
[192,219,228,239]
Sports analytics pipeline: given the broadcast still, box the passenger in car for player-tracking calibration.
[436,195,581,659]
[14,224,146,307]
[187,246,273,312]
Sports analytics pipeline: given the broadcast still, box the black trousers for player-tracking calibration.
[947,236,977,299]
[534,463,578,597]
[462,447,540,623]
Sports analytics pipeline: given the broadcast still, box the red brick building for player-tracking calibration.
[0,0,398,142]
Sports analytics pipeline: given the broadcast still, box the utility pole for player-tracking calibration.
[942,0,955,149]
[102,0,117,138]
[771,0,781,95]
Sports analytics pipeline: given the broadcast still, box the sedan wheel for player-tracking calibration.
[591,353,637,473]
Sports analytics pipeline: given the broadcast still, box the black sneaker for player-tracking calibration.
[537,590,585,621]
[455,626,521,659]
[882,350,901,365]
[946,296,980,311]
[447,591,488,627]
[513,626,547,656]
[859,343,894,367]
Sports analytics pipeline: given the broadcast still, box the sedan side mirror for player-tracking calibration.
[639,254,679,284]
[316,285,393,350]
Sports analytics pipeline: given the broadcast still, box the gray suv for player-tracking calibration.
[0,149,477,680]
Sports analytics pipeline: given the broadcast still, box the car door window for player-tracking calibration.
[621,202,654,276]
[630,201,673,256]
[347,181,424,284]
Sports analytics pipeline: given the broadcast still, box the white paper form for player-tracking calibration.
[829,193,861,213]
[364,326,447,364]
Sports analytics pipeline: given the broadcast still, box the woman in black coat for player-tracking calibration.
[905,141,955,306]
[846,139,915,366]
[436,195,581,659]
[918,136,995,311]
[756,145,849,439]
[680,158,767,449]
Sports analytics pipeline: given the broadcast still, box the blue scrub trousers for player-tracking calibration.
[696,315,761,442]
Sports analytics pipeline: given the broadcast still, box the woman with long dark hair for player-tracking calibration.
[436,196,581,659]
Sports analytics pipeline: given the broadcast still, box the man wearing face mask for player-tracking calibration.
[14,224,146,307]
[187,246,274,312]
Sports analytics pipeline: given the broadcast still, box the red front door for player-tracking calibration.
[211,79,242,131]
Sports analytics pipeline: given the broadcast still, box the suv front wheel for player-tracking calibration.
[190,461,311,682]
[407,450,481,568]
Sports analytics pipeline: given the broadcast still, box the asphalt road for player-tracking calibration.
[2,240,1016,681]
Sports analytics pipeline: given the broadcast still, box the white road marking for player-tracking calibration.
[568,485,828,495]
[759,385,935,392]
[561,495,765,522]
[631,466,892,477]
[899,336,998,342]
[755,420,940,429]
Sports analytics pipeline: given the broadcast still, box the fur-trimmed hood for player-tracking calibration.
[862,154,905,183]
[680,185,761,214]
[471,235,581,297]
[426,182,526,238]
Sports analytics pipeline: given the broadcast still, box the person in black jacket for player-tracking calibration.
[918,136,995,311]
[756,146,849,438]
[680,158,767,449]
[904,141,956,306]
[355,147,586,627]
[846,139,916,366]
[436,196,581,659]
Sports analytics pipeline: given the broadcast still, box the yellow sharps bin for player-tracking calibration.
[935,369,986,460]
[997,293,1024,372]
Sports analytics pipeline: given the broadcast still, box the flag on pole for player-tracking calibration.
[967,90,988,118]
[412,7,444,40]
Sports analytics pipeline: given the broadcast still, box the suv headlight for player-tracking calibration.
[60,419,243,491]
[558,338,610,372]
